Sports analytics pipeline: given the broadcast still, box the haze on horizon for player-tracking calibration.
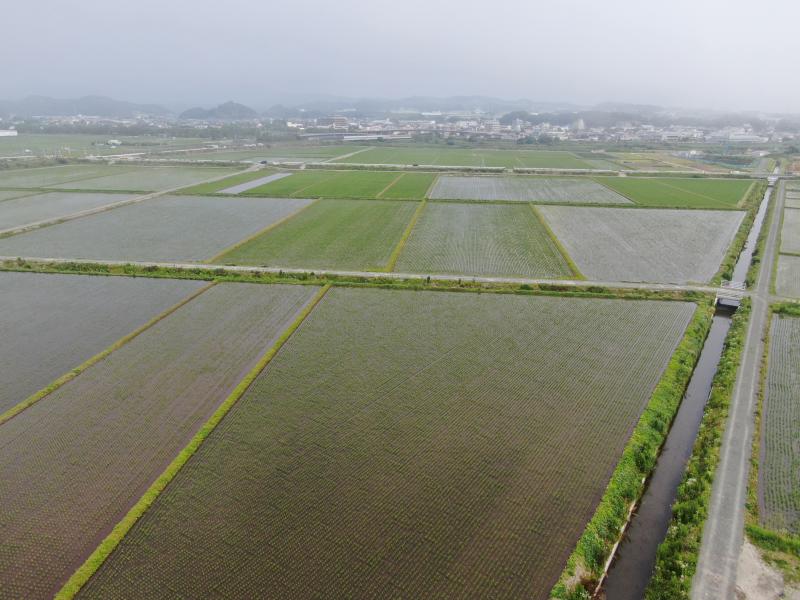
[4,0,800,114]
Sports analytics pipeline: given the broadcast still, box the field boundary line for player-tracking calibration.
[423,173,439,199]
[207,198,320,264]
[55,283,331,600]
[552,301,715,598]
[324,145,373,163]
[738,180,757,209]
[289,170,342,198]
[0,281,216,428]
[375,172,405,199]
[529,203,585,280]
[384,199,426,272]
[656,178,734,207]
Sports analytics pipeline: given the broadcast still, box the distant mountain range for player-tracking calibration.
[0,94,793,124]
[179,101,259,120]
[0,95,171,118]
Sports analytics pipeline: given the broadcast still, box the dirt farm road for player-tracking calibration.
[692,181,783,599]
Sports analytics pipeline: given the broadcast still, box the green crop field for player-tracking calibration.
[761,315,800,534]
[595,176,753,208]
[332,146,593,169]
[76,288,695,600]
[241,169,431,200]
[0,283,319,599]
[219,199,417,270]
[394,202,573,278]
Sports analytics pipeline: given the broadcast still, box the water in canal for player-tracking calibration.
[602,312,733,600]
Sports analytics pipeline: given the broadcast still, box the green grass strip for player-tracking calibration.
[645,299,751,599]
[551,300,714,599]
[529,203,585,280]
[54,284,331,599]
[0,257,713,303]
[207,199,319,264]
[375,172,405,199]
[0,282,215,427]
[384,199,426,272]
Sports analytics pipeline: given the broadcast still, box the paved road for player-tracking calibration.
[692,181,783,599]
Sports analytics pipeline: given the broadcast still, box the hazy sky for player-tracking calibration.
[4,0,799,112]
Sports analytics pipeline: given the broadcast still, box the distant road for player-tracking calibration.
[692,181,782,599]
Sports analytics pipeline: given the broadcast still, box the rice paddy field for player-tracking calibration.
[538,206,744,283]
[0,134,203,158]
[0,164,241,192]
[0,283,319,599]
[219,199,418,270]
[0,195,311,262]
[0,271,204,414]
[240,169,434,200]
[171,145,367,163]
[394,203,572,278]
[48,165,242,192]
[779,208,800,254]
[760,315,800,534]
[75,287,695,600]
[595,176,753,208]
[0,164,134,188]
[0,191,136,231]
[0,190,37,201]
[332,146,594,169]
[775,255,800,298]
[428,175,631,203]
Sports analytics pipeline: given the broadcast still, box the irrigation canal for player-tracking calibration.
[600,178,774,599]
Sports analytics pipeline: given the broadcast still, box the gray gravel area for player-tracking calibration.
[429,175,631,203]
[0,271,204,414]
[0,195,311,262]
[538,206,745,283]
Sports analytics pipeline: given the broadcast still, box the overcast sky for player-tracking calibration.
[4,0,799,112]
